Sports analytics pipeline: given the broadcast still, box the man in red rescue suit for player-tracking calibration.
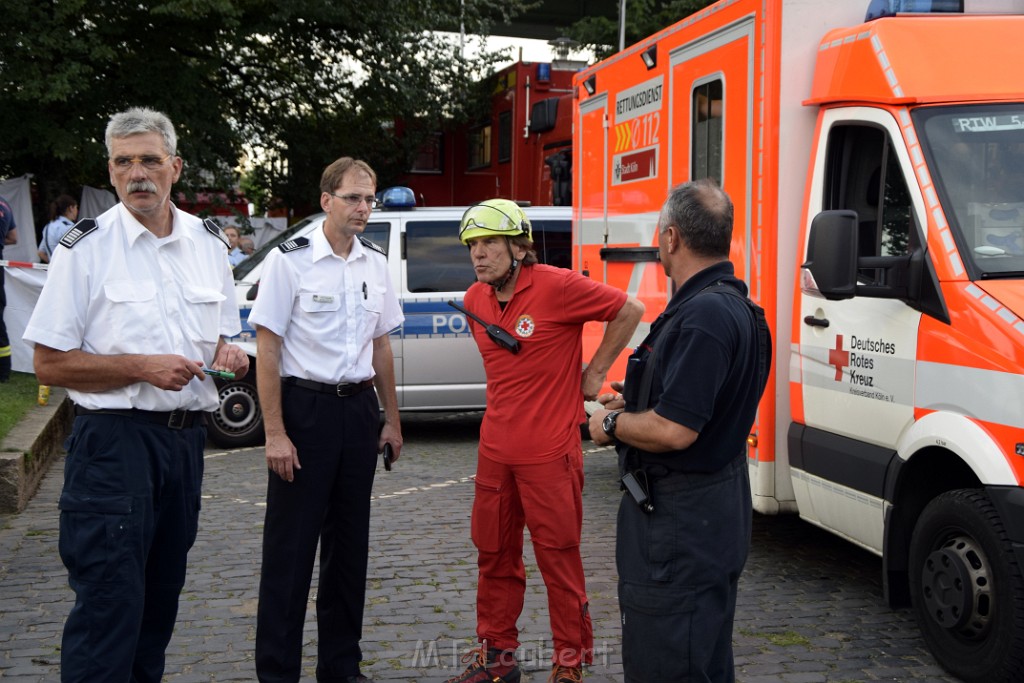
[444,199,644,683]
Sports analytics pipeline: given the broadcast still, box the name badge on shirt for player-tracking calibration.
[313,294,335,304]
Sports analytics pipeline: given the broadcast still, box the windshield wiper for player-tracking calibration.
[979,271,1024,279]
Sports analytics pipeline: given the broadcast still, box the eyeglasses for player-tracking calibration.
[329,192,381,210]
[111,154,174,171]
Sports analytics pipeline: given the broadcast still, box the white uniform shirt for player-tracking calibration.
[248,223,403,384]
[23,203,241,411]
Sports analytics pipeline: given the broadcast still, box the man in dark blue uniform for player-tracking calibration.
[0,194,18,382]
[590,179,771,683]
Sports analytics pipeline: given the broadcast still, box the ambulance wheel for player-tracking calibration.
[207,373,264,448]
[908,489,1024,683]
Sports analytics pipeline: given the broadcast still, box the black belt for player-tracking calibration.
[282,376,374,397]
[74,406,205,430]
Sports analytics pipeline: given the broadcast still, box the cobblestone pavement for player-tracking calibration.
[0,412,960,682]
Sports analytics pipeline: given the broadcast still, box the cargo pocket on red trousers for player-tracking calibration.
[471,476,503,553]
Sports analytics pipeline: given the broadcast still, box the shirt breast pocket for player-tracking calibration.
[299,291,344,339]
[183,285,226,343]
[104,280,158,349]
[360,285,384,314]
[299,291,343,314]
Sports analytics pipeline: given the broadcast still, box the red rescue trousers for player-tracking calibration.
[471,452,594,667]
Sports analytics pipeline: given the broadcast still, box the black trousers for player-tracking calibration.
[58,413,205,683]
[616,454,751,683]
[255,382,379,683]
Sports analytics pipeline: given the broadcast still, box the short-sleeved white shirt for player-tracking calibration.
[247,223,403,384]
[23,203,241,411]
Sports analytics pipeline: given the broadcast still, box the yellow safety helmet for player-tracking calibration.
[459,199,532,244]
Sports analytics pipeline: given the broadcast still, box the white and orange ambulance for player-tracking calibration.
[573,0,1024,679]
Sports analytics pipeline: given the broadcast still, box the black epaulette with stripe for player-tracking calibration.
[203,219,231,249]
[279,237,310,253]
[359,235,386,256]
[58,219,99,249]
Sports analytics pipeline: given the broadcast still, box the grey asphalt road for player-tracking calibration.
[0,412,959,682]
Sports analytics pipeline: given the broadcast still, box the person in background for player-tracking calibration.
[0,194,17,381]
[22,107,249,683]
[38,194,79,263]
[589,179,771,683]
[250,157,403,683]
[445,199,643,683]
[224,225,247,266]
[240,235,255,256]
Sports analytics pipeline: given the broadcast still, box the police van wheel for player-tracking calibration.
[908,489,1024,683]
[208,374,264,448]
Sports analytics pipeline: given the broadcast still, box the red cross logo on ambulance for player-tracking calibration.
[515,314,536,338]
[829,335,850,381]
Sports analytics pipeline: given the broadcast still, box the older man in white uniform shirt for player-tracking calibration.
[23,107,248,683]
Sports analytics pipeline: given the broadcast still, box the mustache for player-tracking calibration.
[126,180,158,193]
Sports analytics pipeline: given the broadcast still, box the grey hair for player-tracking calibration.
[660,178,733,258]
[105,107,177,157]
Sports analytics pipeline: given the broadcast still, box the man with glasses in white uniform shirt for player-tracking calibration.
[250,157,403,683]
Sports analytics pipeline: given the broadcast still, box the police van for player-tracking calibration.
[208,189,571,447]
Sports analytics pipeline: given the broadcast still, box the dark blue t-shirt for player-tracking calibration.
[620,261,768,474]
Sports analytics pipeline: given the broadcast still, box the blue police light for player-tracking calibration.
[866,0,963,20]
[537,63,552,82]
[379,186,417,209]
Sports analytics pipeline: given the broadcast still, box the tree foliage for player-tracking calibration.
[0,0,528,222]
[566,0,717,61]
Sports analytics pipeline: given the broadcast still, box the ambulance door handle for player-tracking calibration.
[803,315,829,328]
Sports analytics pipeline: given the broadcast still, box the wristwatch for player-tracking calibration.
[602,410,623,441]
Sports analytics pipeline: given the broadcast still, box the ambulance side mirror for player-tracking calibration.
[801,210,858,300]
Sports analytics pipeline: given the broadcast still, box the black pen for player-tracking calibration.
[362,282,367,299]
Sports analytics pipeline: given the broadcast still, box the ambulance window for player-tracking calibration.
[692,80,723,185]
[468,125,492,169]
[822,124,912,285]
[405,220,476,293]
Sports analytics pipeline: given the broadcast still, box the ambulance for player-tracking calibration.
[573,0,1024,679]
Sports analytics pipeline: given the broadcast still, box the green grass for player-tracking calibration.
[0,372,41,445]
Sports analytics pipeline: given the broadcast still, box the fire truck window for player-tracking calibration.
[498,111,512,164]
[692,80,723,185]
[405,220,477,293]
[410,133,443,174]
[823,124,912,285]
[468,125,492,170]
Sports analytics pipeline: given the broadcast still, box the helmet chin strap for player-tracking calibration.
[491,240,520,293]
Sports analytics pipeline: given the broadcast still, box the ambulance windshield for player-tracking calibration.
[917,105,1024,278]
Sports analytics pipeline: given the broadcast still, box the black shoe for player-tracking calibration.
[345,676,374,683]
